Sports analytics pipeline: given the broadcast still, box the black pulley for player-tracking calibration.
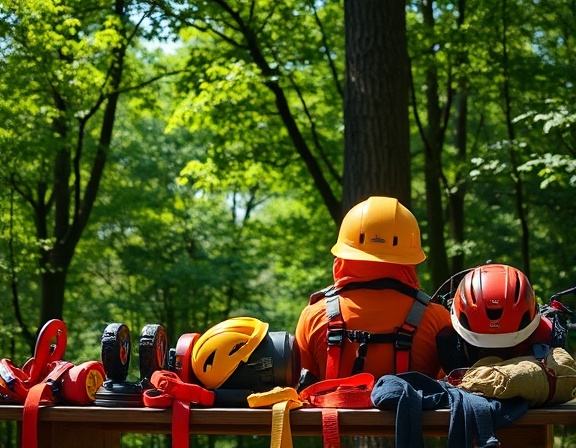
[139,324,168,381]
[100,323,131,383]
[96,322,143,407]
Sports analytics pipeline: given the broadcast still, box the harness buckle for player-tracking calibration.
[45,378,61,398]
[347,330,370,344]
[395,325,416,351]
[327,328,345,346]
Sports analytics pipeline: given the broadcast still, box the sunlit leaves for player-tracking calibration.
[518,154,576,188]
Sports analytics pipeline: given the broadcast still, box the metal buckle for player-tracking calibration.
[327,329,344,346]
[347,330,370,344]
[395,329,414,350]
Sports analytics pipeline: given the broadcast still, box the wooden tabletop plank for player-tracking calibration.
[1,403,575,430]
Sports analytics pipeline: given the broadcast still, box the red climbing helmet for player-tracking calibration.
[451,264,541,348]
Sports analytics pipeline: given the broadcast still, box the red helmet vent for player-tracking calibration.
[485,308,503,321]
[513,271,522,304]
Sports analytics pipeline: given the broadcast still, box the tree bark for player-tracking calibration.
[448,0,468,274]
[501,0,531,277]
[420,0,450,288]
[37,0,127,326]
[449,87,468,273]
[343,0,411,214]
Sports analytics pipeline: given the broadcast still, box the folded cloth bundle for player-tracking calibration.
[458,346,576,407]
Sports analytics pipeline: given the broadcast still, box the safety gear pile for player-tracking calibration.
[141,316,299,448]
[0,319,105,448]
[1,298,573,448]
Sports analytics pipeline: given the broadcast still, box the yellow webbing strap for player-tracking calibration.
[248,387,303,448]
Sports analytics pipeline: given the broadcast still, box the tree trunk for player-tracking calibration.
[40,269,68,324]
[36,0,127,327]
[343,0,411,214]
[501,0,531,277]
[448,0,468,274]
[448,91,467,274]
[420,0,450,288]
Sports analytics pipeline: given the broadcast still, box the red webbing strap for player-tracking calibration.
[172,398,191,448]
[321,408,340,448]
[143,370,215,448]
[299,374,375,448]
[299,373,374,409]
[17,360,75,448]
[325,296,344,380]
[143,370,215,407]
[395,339,411,374]
[22,382,53,448]
[537,360,558,404]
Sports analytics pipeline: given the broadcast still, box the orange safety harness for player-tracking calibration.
[0,319,105,448]
[309,278,431,379]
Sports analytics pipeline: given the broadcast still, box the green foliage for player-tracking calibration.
[1,1,576,446]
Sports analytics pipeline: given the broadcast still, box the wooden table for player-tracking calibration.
[1,402,575,447]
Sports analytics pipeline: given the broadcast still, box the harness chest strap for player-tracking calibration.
[322,279,431,379]
[395,289,430,374]
[325,296,344,380]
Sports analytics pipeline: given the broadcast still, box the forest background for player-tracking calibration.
[0,0,575,446]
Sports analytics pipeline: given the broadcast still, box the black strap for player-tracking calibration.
[336,278,431,306]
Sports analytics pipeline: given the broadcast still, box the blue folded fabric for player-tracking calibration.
[371,371,528,448]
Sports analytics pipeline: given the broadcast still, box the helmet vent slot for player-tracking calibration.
[459,313,471,331]
[513,272,522,304]
[393,236,398,246]
[229,342,247,356]
[359,233,365,244]
[519,311,531,330]
[203,351,215,372]
[485,308,503,321]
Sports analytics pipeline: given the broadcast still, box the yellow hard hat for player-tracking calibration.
[192,317,269,389]
[331,196,426,264]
